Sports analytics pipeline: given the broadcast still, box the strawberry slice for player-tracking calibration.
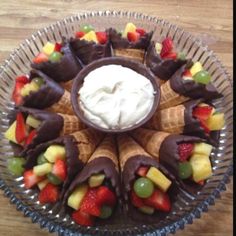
[72,209,94,226]
[52,159,67,181]
[96,32,107,44]
[96,186,117,207]
[80,188,101,217]
[197,180,205,185]
[160,37,174,58]
[162,52,177,60]
[182,69,192,77]
[143,189,171,212]
[54,43,62,52]
[178,143,194,162]
[135,28,146,36]
[75,31,85,39]
[16,76,29,84]
[15,112,27,144]
[199,119,210,134]
[33,52,48,64]
[23,169,44,189]
[192,106,213,121]
[131,190,144,208]
[127,32,140,42]
[136,166,149,177]
[38,183,59,204]
[12,82,25,105]
[24,129,37,147]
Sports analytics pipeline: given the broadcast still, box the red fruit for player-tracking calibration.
[182,69,192,77]
[162,52,177,60]
[54,43,62,52]
[136,166,149,177]
[131,190,144,208]
[178,143,194,162]
[127,32,140,42]
[199,119,210,134]
[80,188,101,217]
[72,210,94,226]
[160,37,174,58]
[15,112,27,144]
[75,31,85,38]
[197,180,205,185]
[97,186,117,207]
[143,189,171,212]
[96,32,107,44]
[192,106,213,121]
[33,52,48,64]
[12,82,24,105]
[52,159,67,181]
[24,129,37,146]
[16,76,29,84]
[38,183,59,204]
[23,169,44,189]
[135,28,146,36]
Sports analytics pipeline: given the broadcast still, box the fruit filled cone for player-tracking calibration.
[108,28,153,63]
[31,41,83,84]
[159,64,222,109]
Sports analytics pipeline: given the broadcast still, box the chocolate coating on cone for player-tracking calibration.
[31,42,83,82]
[22,70,64,109]
[145,41,187,80]
[24,136,83,199]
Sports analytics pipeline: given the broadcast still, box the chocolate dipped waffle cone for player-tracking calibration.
[113,48,145,63]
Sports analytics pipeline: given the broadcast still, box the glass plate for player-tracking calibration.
[0,10,233,236]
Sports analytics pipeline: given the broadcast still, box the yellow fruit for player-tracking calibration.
[190,62,203,76]
[81,31,98,43]
[44,145,66,163]
[193,142,213,157]
[37,179,49,190]
[20,81,39,97]
[206,113,225,130]
[4,121,17,144]
[122,22,136,38]
[146,167,172,192]
[88,174,105,187]
[67,184,88,210]
[189,154,212,182]
[155,42,162,54]
[42,42,55,56]
[26,115,41,129]
[33,163,53,176]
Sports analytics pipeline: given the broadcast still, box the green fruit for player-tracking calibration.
[99,205,113,219]
[47,173,62,185]
[7,157,26,176]
[177,52,186,60]
[37,153,48,165]
[138,206,155,215]
[193,70,211,85]
[80,24,94,33]
[49,52,63,63]
[178,161,193,179]
[133,177,154,198]
[32,77,44,87]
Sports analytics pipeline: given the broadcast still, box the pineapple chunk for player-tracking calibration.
[38,179,49,190]
[33,163,53,176]
[190,62,203,76]
[26,115,41,129]
[42,42,55,56]
[44,145,66,163]
[155,42,162,54]
[146,167,172,192]
[68,184,88,210]
[81,31,98,43]
[193,142,213,157]
[206,113,225,130]
[4,121,17,144]
[88,174,105,187]
[122,22,136,38]
[189,154,212,182]
[20,81,39,97]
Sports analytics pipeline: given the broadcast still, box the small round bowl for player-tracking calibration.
[71,57,160,133]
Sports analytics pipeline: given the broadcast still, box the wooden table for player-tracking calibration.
[0,0,233,235]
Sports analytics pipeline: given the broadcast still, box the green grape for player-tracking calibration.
[49,52,63,63]
[193,70,211,85]
[47,173,62,185]
[99,205,113,219]
[7,157,26,176]
[133,177,154,198]
[80,24,94,33]
[177,52,186,60]
[178,161,193,179]
[37,153,48,165]
[32,77,44,87]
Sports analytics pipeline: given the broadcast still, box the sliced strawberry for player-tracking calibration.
[23,169,44,189]
[16,76,29,84]
[96,186,117,207]
[197,180,205,185]
[199,119,210,134]
[143,189,171,212]
[15,112,27,144]
[136,166,149,177]
[80,188,101,217]
[38,183,59,204]
[72,209,94,226]
[182,69,192,77]
[135,28,146,36]
[96,32,107,44]
[160,37,174,58]
[127,32,140,42]
[33,52,48,64]
[12,82,25,105]
[192,106,213,121]
[75,31,85,39]
[24,129,37,146]
[178,143,194,162]
[131,190,144,208]
[54,43,62,52]
[52,159,67,181]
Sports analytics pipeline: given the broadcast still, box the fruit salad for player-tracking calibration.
[68,174,117,226]
[130,166,172,215]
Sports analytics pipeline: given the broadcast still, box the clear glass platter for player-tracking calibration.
[0,10,233,236]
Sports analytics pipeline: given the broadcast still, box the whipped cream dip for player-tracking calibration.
[78,64,155,129]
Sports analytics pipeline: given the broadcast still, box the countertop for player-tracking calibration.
[0,0,233,235]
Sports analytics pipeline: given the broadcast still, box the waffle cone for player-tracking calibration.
[60,80,73,92]
[58,113,86,135]
[70,128,105,163]
[160,80,189,109]
[47,90,74,115]
[88,135,118,170]
[130,128,170,160]
[117,134,151,171]
[114,48,145,63]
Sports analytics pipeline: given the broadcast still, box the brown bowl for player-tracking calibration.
[71,57,160,133]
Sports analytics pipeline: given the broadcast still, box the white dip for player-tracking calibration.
[78,64,155,129]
